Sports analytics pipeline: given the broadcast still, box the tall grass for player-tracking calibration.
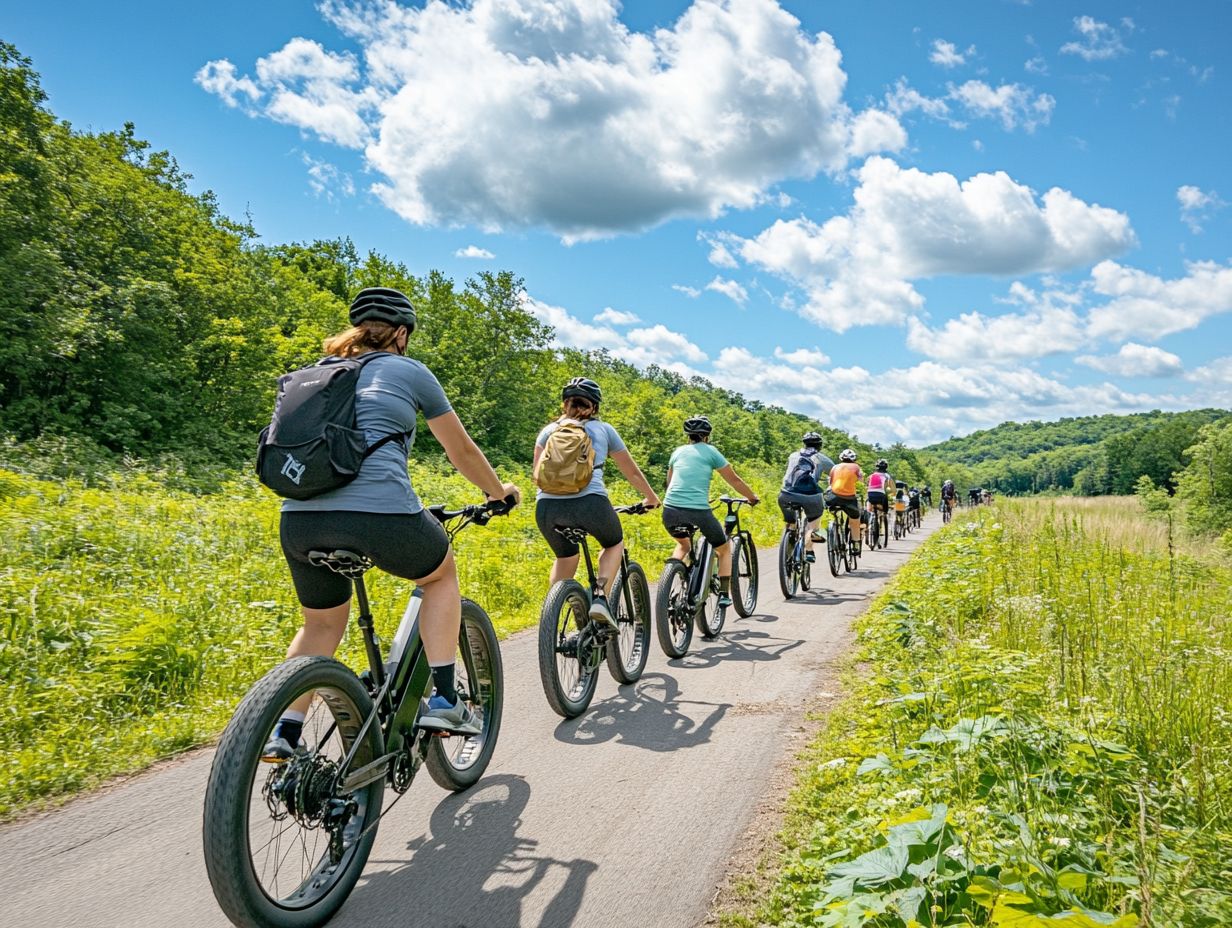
[742,500,1232,928]
[0,458,787,817]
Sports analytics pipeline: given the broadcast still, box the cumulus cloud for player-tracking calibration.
[522,295,621,350]
[705,276,749,305]
[1060,16,1129,61]
[455,245,495,259]
[594,307,640,325]
[906,305,1085,362]
[1076,343,1184,377]
[929,39,972,68]
[1177,185,1226,233]
[774,346,830,366]
[847,108,908,157]
[201,0,910,240]
[700,233,740,268]
[737,156,1134,331]
[887,78,1055,132]
[1086,260,1232,341]
[627,324,708,363]
[672,284,702,298]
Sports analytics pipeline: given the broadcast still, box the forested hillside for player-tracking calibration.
[925,409,1229,495]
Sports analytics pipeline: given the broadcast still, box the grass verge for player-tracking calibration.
[726,499,1231,928]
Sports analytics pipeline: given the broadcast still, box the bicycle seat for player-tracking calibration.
[667,523,696,536]
[307,549,373,577]
[554,527,589,544]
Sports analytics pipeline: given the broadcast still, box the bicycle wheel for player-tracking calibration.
[204,656,384,928]
[732,532,759,617]
[537,580,599,718]
[606,562,651,684]
[845,525,859,571]
[826,521,841,576]
[893,514,902,540]
[655,558,694,658]
[426,598,503,792]
[800,544,812,591]
[778,528,799,599]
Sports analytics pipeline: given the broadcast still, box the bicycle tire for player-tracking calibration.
[203,656,383,928]
[694,548,724,640]
[606,562,651,684]
[732,533,759,617]
[537,580,599,718]
[425,598,503,791]
[801,552,812,591]
[778,528,798,599]
[827,521,841,577]
[655,558,694,659]
[845,525,859,571]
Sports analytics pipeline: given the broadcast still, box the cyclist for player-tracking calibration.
[661,415,761,608]
[921,485,933,508]
[907,486,921,525]
[865,459,895,536]
[267,287,522,760]
[940,479,957,513]
[534,377,659,629]
[825,449,864,554]
[777,431,833,563]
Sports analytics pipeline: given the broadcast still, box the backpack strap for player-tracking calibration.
[347,352,415,459]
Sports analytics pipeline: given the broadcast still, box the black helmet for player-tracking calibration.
[683,415,713,436]
[876,459,888,471]
[561,377,602,406]
[349,287,417,331]
[802,431,822,448]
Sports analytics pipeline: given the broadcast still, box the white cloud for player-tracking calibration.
[626,324,708,364]
[202,0,913,240]
[705,276,749,306]
[1189,356,1232,384]
[929,39,972,68]
[521,294,622,350]
[773,346,830,366]
[1086,260,1232,341]
[594,307,640,325]
[847,108,908,157]
[888,78,1054,132]
[906,304,1085,362]
[672,284,702,298]
[455,245,495,259]
[1177,185,1226,233]
[302,153,355,200]
[1076,343,1184,377]
[738,156,1134,331]
[1025,56,1048,75]
[1060,16,1129,62]
[701,233,740,268]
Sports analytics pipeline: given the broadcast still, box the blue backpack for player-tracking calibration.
[785,448,821,495]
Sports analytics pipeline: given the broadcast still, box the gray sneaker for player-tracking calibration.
[588,593,615,628]
[261,735,295,764]
[418,695,482,735]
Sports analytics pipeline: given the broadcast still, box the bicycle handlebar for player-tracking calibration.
[614,502,655,515]
[714,495,757,508]
[428,494,519,528]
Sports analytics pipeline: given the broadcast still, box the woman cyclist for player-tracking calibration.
[777,431,833,563]
[533,377,659,627]
[266,287,521,761]
[661,416,760,608]
[826,449,864,554]
[865,459,895,538]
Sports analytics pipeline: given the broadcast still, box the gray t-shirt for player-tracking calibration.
[282,352,452,515]
[535,418,627,500]
[781,449,834,493]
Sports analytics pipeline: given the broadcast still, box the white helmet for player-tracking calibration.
[839,448,857,462]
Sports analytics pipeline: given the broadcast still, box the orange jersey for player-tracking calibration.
[829,462,862,496]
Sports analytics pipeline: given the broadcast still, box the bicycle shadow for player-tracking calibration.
[552,671,730,753]
[672,626,804,671]
[342,774,597,928]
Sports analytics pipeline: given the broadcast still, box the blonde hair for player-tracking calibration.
[323,320,403,358]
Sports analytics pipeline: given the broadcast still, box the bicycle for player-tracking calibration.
[866,501,889,551]
[657,496,758,658]
[776,501,813,599]
[537,503,653,718]
[826,504,860,576]
[203,499,512,928]
[941,498,954,524]
[892,503,907,541]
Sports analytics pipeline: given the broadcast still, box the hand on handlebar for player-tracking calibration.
[640,495,659,511]
[486,482,522,514]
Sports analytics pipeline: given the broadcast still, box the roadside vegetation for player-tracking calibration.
[730,499,1230,928]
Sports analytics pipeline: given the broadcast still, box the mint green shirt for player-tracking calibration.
[664,442,728,509]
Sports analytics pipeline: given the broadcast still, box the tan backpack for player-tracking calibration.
[534,419,596,494]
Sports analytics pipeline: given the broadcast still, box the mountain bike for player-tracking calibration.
[892,504,907,541]
[866,502,889,551]
[826,505,860,576]
[777,501,813,599]
[657,496,758,658]
[203,499,512,928]
[537,504,652,718]
[941,498,954,524]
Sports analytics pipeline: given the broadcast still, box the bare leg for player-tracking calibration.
[550,554,580,585]
[714,540,732,578]
[670,536,692,562]
[285,601,350,715]
[417,550,462,665]
[596,541,625,595]
[805,518,821,552]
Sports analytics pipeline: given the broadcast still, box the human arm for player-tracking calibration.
[717,465,760,506]
[427,411,521,505]
[608,449,660,508]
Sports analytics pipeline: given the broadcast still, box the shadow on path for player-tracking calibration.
[672,627,804,671]
[342,774,597,928]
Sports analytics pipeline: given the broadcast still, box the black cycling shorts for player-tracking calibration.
[866,490,888,511]
[777,490,824,523]
[536,493,623,558]
[661,504,727,548]
[280,510,451,610]
[824,490,862,523]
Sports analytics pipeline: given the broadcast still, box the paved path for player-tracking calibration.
[0,524,934,928]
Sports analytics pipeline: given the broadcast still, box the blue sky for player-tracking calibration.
[7,0,1230,446]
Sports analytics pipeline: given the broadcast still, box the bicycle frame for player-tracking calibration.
[682,497,749,606]
[572,528,639,631]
